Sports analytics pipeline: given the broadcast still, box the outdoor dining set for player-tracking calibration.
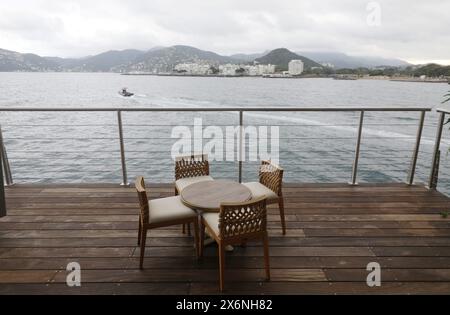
[135,154,285,292]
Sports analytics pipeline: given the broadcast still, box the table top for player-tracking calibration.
[181,180,252,212]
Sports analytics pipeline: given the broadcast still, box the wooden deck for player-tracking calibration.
[1,183,450,295]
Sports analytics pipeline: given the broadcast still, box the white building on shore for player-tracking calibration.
[219,63,276,76]
[288,60,304,76]
[174,63,212,75]
[246,64,276,76]
[173,62,277,76]
[219,64,242,76]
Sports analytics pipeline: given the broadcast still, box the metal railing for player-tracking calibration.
[428,108,450,189]
[0,106,435,216]
[0,153,5,217]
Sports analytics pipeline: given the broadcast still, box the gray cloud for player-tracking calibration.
[0,0,449,64]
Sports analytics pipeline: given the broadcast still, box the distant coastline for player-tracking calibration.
[120,72,330,79]
[119,72,450,83]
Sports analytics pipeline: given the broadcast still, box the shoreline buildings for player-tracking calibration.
[174,62,276,77]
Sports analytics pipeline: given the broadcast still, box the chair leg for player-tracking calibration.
[263,234,271,281]
[200,222,206,257]
[176,188,187,235]
[278,197,286,235]
[193,218,200,258]
[218,242,226,292]
[139,228,147,269]
[137,220,142,246]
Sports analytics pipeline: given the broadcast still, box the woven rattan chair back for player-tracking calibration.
[135,176,149,224]
[219,197,267,242]
[259,160,284,196]
[175,154,210,180]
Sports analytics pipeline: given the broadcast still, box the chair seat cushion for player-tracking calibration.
[243,182,279,202]
[202,212,220,237]
[175,175,214,192]
[148,196,197,224]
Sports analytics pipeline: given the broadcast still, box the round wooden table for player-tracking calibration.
[181,180,252,212]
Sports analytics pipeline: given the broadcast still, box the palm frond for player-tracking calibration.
[443,91,450,104]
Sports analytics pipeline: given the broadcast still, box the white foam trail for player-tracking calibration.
[150,99,444,147]
[244,112,441,146]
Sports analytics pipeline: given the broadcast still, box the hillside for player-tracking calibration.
[128,45,237,72]
[255,48,322,70]
[0,48,59,71]
[298,51,411,69]
[229,52,267,62]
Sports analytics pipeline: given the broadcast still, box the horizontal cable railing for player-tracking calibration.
[0,106,440,196]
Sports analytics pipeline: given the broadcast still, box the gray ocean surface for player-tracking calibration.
[1,72,450,194]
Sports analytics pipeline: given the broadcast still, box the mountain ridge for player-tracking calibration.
[1,45,414,72]
[297,51,411,69]
[255,48,322,70]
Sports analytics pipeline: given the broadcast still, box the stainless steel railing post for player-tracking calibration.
[350,111,365,186]
[428,112,445,189]
[0,124,13,186]
[239,111,244,183]
[407,111,426,185]
[0,149,6,217]
[117,111,129,186]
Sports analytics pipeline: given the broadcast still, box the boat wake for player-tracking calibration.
[150,98,442,147]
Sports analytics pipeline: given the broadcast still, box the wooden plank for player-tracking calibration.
[304,228,450,237]
[0,215,138,223]
[1,220,449,230]
[135,246,375,257]
[371,247,450,257]
[2,236,450,248]
[0,271,58,284]
[0,283,189,295]
[287,221,450,229]
[6,189,441,198]
[0,257,135,270]
[6,195,450,203]
[325,269,450,282]
[189,281,450,295]
[295,214,450,222]
[0,247,135,259]
[3,256,450,271]
[49,268,327,283]
[0,228,304,238]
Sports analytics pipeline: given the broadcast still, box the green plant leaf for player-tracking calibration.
[443,91,450,104]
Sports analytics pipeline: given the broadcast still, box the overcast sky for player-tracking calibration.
[0,0,449,64]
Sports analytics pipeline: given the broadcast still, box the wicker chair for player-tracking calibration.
[200,197,270,292]
[243,161,286,235]
[175,154,213,234]
[135,176,200,269]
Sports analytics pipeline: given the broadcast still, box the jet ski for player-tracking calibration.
[119,88,134,97]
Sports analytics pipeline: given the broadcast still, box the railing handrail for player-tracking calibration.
[436,108,450,114]
[0,107,433,112]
